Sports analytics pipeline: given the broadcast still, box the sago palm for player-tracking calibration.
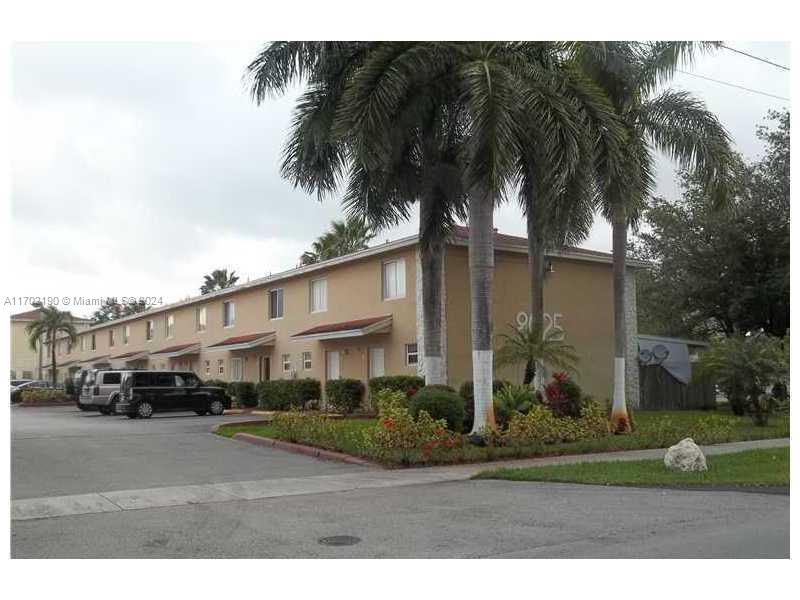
[576,41,734,432]
[495,323,580,382]
[26,305,79,387]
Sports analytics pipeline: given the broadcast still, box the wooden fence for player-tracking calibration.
[638,365,716,411]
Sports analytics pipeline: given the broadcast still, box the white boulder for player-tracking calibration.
[664,438,708,472]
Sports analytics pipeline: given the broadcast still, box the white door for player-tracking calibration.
[326,351,340,380]
[231,357,243,382]
[369,347,385,378]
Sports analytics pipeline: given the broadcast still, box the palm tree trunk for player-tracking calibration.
[611,205,631,433]
[418,192,446,386]
[526,211,545,387]
[468,192,496,433]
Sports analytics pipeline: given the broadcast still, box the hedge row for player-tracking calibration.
[368,375,425,398]
[257,378,321,411]
[226,382,259,407]
[325,378,365,414]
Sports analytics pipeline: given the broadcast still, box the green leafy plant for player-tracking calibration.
[325,378,365,414]
[408,385,465,432]
[369,375,425,399]
[494,324,580,384]
[257,378,321,411]
[493,383,536,429]
[543,372,584,418]
[459,379,511,432]
[19,389,72,405]
[227,381,258,407]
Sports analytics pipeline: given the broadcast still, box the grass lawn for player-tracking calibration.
[215,408,789,467]
[474,447,789,488]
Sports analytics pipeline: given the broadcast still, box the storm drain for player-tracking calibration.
[318,535,362,547]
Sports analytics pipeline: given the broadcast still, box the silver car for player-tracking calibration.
[79,370,127,415]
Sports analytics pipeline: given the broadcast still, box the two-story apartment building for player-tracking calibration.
[32,227,644,406]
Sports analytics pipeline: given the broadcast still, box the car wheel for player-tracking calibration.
[136,401,154,419]
[99,406,111,415]
[208,399,225,416]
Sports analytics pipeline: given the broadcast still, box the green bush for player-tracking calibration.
[459,379,511,431]
[325,378,365,414]
[227,381,258,407]
[409,385,465,432]
[64,377,76,397]
[493,383,537,429]
[368,375,425,399]
[257,378,321,411]
[19,389,72,405]
[203,379,229,391]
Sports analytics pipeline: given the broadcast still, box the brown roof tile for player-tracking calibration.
[207,332,275,348]
[292,315,392,337]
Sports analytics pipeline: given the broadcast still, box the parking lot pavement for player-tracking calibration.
[11,406,365,500]
[10,479,789,558]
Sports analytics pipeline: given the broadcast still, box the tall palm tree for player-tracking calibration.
[300,217,376,265]
[577,41,734,431]
[26,305,78,388]
[200,268,239,295]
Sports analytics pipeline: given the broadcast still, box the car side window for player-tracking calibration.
[175,374,199,387]
[134,373,153,386]
[155,374,175,387]
[103,373,121,385]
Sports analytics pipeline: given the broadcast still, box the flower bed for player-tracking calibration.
[19,389,73,406]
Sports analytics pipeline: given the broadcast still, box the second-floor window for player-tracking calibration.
[123,324,130,345]
[146,320,154,341]
[223,301,235,327]
[109,329,115,347]
[196,306,207,332]
[165,314,175,338]
[91,334,96,351]
[269,289,284,319]
[310,278,327,313]
[382,258,406,300]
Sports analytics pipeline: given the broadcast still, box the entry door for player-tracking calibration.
[327,351,341,380]
[369,347,385,378]
[230,357,243,382]
[259,356,270,382]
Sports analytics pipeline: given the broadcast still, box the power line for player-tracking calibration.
[720,44,790,71]
[675,69,790,102]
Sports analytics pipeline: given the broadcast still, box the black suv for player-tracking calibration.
[116,371,231,419]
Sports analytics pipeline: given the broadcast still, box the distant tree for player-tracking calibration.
[633,110,789,339]
[91,297,153,323]
[300,218,375,265]
[200,269,240,295]
[25,304,78,388]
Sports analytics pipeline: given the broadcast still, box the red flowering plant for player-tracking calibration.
[543,372,583,418]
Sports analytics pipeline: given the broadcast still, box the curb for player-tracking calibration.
[232,432,375,467]
[210,419,271,434]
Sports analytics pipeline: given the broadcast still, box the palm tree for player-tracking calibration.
[25,304,78,388]
[577,42,734,431]
[300,218,376,265]
[495,323,580,381]
[200,268,239,295]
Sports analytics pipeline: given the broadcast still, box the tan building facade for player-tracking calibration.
[33,228,643,405]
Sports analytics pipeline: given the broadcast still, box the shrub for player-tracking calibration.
[493,384,536,429]
[409,385,465,432]
[504,405,563,446]
[64,377,76,397]
[576,400,613,438]
[203,379,229,391]
[325,378,365,414]
[459,379,511,431]
[227,381,258,407]
[257,378,321,411]
[543,372,583,418]
[368,375,425,399]
[19,389,72,405]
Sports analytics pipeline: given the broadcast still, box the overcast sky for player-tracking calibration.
[10,42,790,318]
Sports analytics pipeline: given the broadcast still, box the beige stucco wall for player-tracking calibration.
[10,321,41,379]
[444,245,617,402]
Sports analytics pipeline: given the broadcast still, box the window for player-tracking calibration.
[196,306,207,332]
[217,359,225,375]
[156,373,174,387]
[102,372,121,385]
[223,301,235,327]
[146,320,155,341]
[175,373,199,387]
[282,354,292,373]
[269,289,284,319]
[204,360,210,376]
[23,371,33,379]
[369,347,385,378]
[302,351,312,370]
[310,278,327,313]
[109,329,115,347]
[165,314,175,338]
[91,334,96,351]
[231,358,243,382]
[67,340,72,354]
[405,343,419,366]
[123,325,130,345]
[382,258,406,300]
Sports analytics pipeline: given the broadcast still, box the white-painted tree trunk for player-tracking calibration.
[471,350,493,431]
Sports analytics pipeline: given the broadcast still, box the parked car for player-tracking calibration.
[116,371,231,419]
[10,380,51,403]
[79,369,128,415]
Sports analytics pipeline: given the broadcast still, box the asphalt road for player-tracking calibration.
[10,406,790,558]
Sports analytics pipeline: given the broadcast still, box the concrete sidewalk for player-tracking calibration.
[12,437,788,521]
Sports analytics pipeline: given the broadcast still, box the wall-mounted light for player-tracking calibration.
[545,261,555,275]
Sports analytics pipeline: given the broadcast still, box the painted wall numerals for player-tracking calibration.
[515,311,566,341]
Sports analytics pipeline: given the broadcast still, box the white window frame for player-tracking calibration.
[405,343,419,366]
[165,313,175,339]
[146,320,154,341]
[123,324,130,345]
[217,359,225,375]
[230,357,243,382]
[268,288,284,320]
[196,306,207,333]
[222,301,236,328]
[204,360,210,376]
[302,351,312,370]
[282,353,292,373]
[309,278,327,313]
[382,258,406,301]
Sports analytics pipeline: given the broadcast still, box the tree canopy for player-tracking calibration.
[200,269,240,295]
[300,218,375,265]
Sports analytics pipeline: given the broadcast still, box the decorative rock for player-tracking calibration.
[664,437,708,472]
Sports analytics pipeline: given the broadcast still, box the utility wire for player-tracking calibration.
[720,44,790,71]
[675,69,790,101]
